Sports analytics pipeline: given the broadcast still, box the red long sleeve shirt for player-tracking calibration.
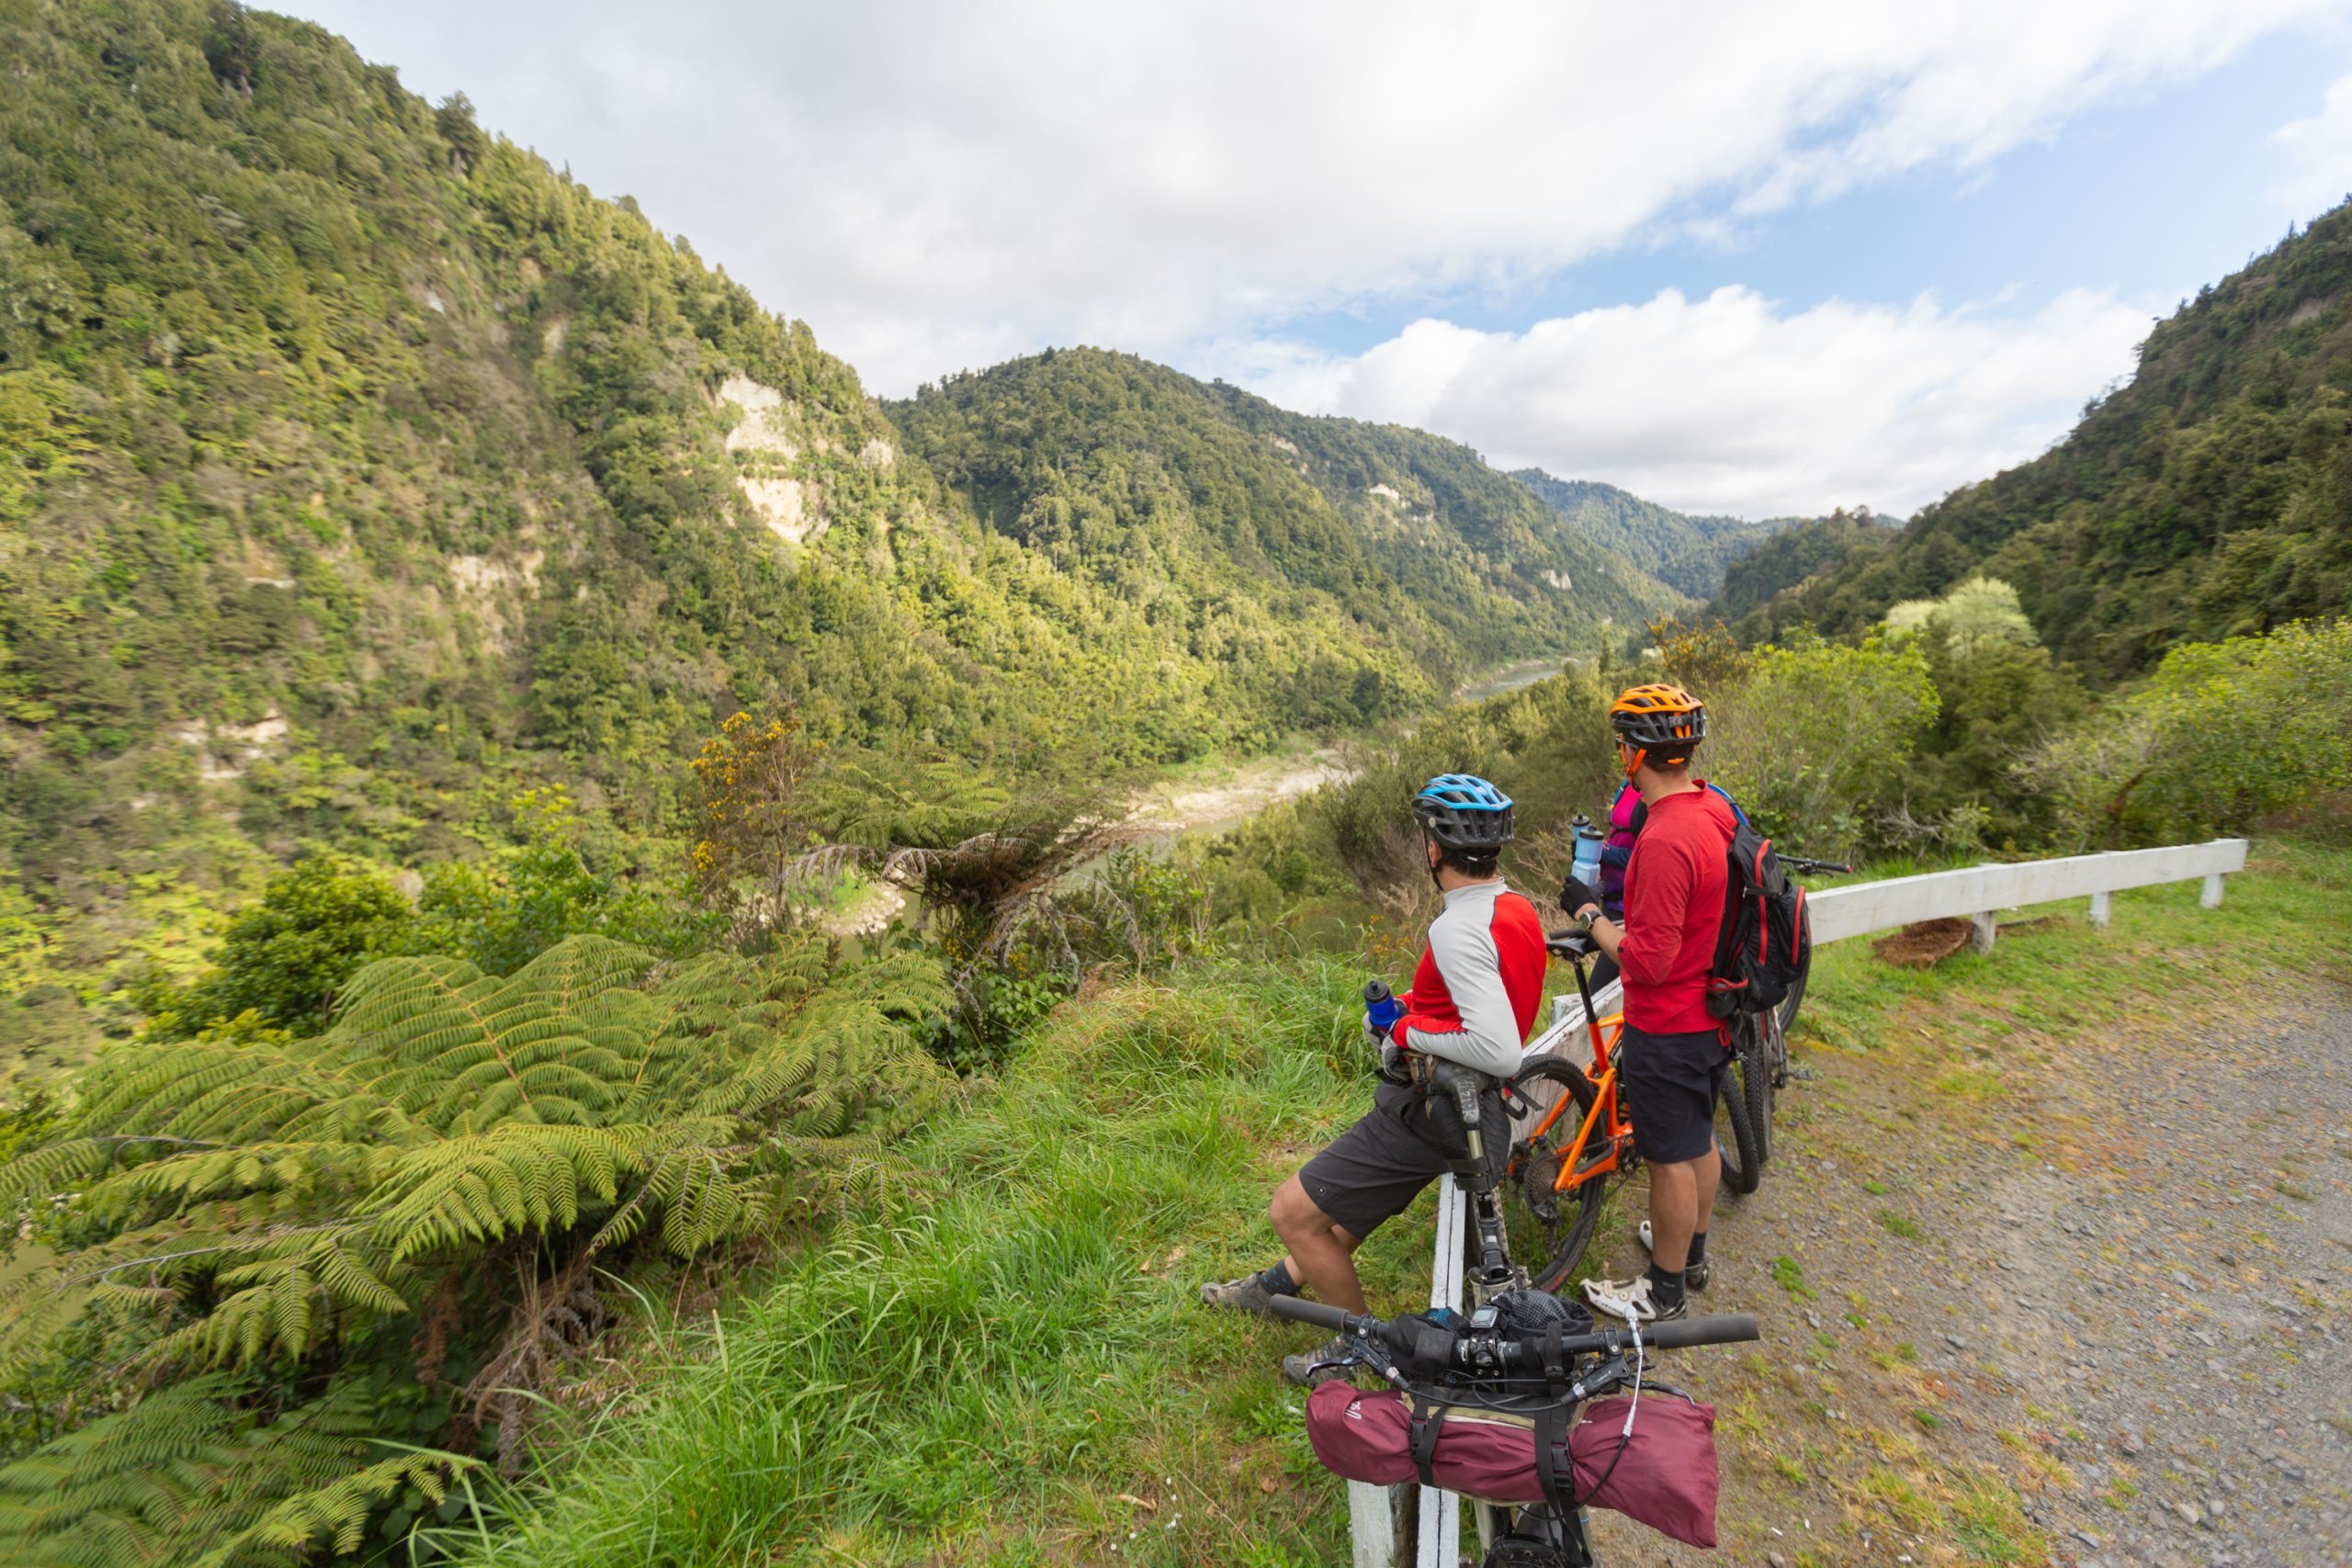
[1618,784,1737,1036]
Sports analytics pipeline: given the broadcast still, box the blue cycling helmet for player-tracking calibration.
[1413,773,1515,852]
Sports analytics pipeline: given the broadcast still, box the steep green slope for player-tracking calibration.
[1728,207,2352,673]
[1510,469,1802,599]
[1713,509,1899,623]
[0,0,1666,1006]
[0,0,1129,1006]
[893,351,1679,704]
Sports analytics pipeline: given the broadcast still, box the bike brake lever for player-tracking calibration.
[1306,1336,1408,1387]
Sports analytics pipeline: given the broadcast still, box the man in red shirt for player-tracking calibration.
[1560,684,1736,1322]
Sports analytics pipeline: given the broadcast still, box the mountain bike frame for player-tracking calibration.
[1522,937,1637,1198]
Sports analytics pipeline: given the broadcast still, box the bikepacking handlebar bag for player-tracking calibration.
[1304,1382,1721,1549]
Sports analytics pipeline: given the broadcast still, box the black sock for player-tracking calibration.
[1645,1262,1686,1308]
[1687,1231,1708,1266]
[1257,1260,1299,1297]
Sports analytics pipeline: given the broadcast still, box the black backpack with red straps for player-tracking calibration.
[1705,822,1810,1020]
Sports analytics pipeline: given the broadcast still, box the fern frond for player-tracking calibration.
[363,1122,628,1263]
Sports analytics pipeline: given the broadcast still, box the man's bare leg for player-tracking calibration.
[1270,1175,1367,1313]
[1646,1155,1714,1273]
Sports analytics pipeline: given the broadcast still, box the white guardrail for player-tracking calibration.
[1351,838,2249,1568]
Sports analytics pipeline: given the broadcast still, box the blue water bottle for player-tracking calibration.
[1570,813,1604,888]
[1363,979,1405,1034]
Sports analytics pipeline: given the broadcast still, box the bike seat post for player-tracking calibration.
[1431,1062,1516,1289]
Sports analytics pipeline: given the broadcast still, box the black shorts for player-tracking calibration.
[1298,1082,1508,1240]
[1619,1026,1727,1166]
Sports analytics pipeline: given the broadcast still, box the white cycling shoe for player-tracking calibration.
[1581,1271,1687,1323]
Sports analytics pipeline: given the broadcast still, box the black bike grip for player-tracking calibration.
[1266,1295,1351,1330]
[1635,1312,1761,1350]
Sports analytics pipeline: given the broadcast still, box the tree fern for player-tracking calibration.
[0,934,948,1563]
[0,1373,468,1568]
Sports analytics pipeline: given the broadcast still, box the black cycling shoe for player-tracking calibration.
[1282,1337,1353,1385]
[1199,1273,1285,1314]
[1636,1219,1711,1292]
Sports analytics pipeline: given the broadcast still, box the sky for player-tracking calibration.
[287,0,2352,519]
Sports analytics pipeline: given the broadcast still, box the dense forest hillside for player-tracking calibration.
[1509,469,1801,599]
[1724,207,2352,673]
[1712,509,1899,623]
[0,0,1676,1010]
[891,352,1679,697]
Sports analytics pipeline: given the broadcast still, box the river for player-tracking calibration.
[1453,654,1578,705]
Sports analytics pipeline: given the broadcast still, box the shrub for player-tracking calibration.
[132,855,417,1040]
[413,788,705,974]
[1702,633,1939,854]
[2026,618,2352,846]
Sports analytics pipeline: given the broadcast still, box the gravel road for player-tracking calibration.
[1581,983,2352,1567]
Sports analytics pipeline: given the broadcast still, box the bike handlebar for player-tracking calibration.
[1779,854,1853,876]
[1268,1293,1759,1357]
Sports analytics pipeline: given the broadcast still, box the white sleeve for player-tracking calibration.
[1403,911,1524,1077]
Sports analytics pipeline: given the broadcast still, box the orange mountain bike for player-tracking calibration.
[1501,930,1758,1292]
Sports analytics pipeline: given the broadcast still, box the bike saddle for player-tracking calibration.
[1544,929,1599,960]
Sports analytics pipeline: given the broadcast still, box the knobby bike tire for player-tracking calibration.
[1737,1012,1776,1168]
[1503,1055,1616,1292]
[1776,965,1809,1038]
[1715,1041,1763,1195]
[1777,933,1812,1043]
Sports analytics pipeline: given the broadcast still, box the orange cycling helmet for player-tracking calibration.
[1610,683,1706,771]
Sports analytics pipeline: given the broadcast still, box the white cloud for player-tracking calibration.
[1226,288,2154,517]
[2271,73,2352,213]
[291,0,2329,392]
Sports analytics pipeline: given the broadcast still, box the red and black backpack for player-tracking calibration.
[1705,823,1810,1019]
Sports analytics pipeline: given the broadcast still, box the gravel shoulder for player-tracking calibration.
[1580,946,2351,1568]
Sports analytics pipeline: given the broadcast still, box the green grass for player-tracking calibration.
[1770,1254,1815,1299]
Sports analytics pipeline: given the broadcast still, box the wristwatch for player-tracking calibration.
[1573,908,1599,933]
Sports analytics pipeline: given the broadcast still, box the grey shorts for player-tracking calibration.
[1298,1081,1508,1239]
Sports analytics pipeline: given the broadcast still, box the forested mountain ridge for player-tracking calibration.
[1712,508,1901,623]
[1509,469,1804,599]
[0,0,1684,1013]
[0,0,1109,994]
[892,351,1680,698]
[1723,206,2352,673]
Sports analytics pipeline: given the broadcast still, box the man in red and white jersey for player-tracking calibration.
[1201,774,1549,1383]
